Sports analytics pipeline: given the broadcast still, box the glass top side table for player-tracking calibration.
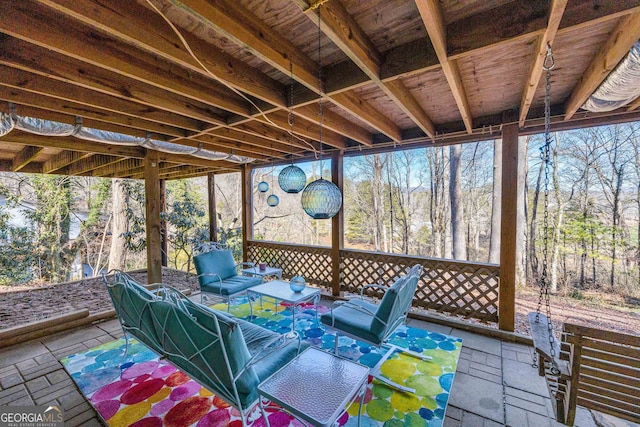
[258,347,369,427]
[242,266,282,281]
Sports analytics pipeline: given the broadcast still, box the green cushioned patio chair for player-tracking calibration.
[193,248,262,311]
[104,270,306,427]
[321,264,429,393]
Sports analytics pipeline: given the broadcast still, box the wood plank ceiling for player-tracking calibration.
[0,0,639,179]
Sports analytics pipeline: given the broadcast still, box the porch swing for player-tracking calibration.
[526,44,571,422]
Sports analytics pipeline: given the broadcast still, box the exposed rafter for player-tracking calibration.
[519,0,569,127]
[295,0,435,138]
[12,145,43,172]
[174,0,396,142]
[415,0,473,133]
[43,151,93,174]
[564,11,640,120]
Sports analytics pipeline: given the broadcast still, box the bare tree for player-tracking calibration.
[489,139,501,263]
[108,179,128,270]
[592,126,633,290]
[450,144,466,259]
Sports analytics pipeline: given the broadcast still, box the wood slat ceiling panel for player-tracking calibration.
[32,148,61,163]
[323,101,379,135]
[340,0,426,54]
[440,0,514,25]
[138,0,286,83]
[401,68,462,125]
[353,83,414,130]
[0,143,25,159]
[243,0,347,68]
[530,17,620,112]
[457,37,535,118]
[324,101,378,134]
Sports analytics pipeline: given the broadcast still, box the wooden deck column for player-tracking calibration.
[241,165,253,262]
[144,149,163,284]
[331,152,344,296]
[208,172,218,242]
[499,122,518,331]
[159,179,168,267]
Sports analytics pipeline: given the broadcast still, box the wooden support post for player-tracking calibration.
[331,152,344,296]
[144,149,163,284]
[499,122,518,331]
[159,179,168,267]
[241,165,253,262]
[208,172,218,242]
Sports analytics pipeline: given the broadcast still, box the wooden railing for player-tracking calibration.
[246,240,333,289]
[247,241,500,323]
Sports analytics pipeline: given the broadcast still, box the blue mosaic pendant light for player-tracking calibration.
[301,9,342,220]
[257,181,269,192]
[301,177,342,219]
[267,194,279,207]
[278,164,306,193]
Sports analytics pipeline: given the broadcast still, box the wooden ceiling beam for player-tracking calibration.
[293,104,372,146]
[67,155,122,175]
[175,0,395,142]
[179,136,286,159]
[0,41,237,126]
[447,0,640,59]
[12,145,44,172]
[43,151,93,174]
[177,0,319,93]
[0,66,214,131]
[296,0,435,139]
[564,11,640,120]
[0,87,188,138]
[260,111,347,150]
[519,0,569,126]
[0,159,43,174]
[232,121,321,152]
[198,128,298,157]
[415,0,473,133]
[90,158,142,178]
[35,0,286,108]
[331,92,402,142]
[0,1,251,117]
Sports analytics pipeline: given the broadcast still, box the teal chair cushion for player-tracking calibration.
[200,275,262,296]
[194,249,238,284]
[321,299,385,344]
[107,280,160,353]
[369,275,408,337]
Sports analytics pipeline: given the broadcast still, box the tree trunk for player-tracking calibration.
[528,154,545,282]
[108,179,129,271]
[610,169,623,290]
[489,139,501,263]
[450,144,465,259]
[516,136,528,287]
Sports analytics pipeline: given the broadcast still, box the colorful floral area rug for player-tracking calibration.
[61,298,462,427]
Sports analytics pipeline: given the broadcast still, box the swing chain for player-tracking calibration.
[534,44,560,376]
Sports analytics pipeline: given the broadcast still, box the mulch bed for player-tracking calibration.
[0,268,197,329]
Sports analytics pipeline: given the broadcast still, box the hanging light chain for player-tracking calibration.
[537,43,560,375]
[317,8,324,179]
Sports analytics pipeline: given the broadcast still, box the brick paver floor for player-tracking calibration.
[1,306,635,426]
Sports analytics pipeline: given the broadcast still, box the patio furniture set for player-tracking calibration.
[104,245,426,427]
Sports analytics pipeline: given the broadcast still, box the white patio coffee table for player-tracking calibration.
[258,347,369,427]
[248,280,320,331]
[241,266,282,281]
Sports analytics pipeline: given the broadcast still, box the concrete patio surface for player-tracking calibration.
[0,311,636,427]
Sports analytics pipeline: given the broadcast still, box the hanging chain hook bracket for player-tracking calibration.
[543,43,555,71]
